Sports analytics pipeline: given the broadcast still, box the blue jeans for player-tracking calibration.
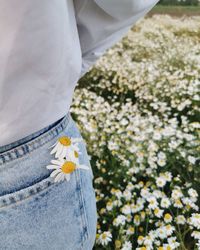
[0,112,97,250]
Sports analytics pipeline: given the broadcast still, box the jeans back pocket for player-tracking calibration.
[0,113,96,249]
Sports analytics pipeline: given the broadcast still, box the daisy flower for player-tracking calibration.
[189,213,200,230]
[121,241,132,250]
[46,158,89,183]
[164,213,172,223]
[126,226,135,235]
[175,215,186,225]
[97,231,112,246]
[49,136,83,159]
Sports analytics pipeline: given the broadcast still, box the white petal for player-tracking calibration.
[51,159,63,166]
[46,165,60,170]
[65,174,71,181]
[55,145,63,158]
[69,154,79,165]
[58,146,64,159]
[68,150,76,158]
[60,146,67,159]
[78,165,90,170]
[48,141,58,149]
[50,169,61,177]
[61,174,65,181]
[66,148,75,159]
[66,146,73,153]
[54,172,64,182]
[50,143,59,155]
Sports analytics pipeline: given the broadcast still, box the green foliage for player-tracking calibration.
[158,0,199,5]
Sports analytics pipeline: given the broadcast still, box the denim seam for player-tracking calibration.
[0,113,71,166]
[0,128,65,169]
[79,141,94,180]
[74,168,90,245]
[0,175,57,209]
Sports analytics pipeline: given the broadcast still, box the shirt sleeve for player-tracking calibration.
[74,0,159,78]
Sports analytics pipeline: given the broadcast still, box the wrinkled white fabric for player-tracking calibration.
[0,0,159,146]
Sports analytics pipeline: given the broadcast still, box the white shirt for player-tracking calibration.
[0,0,159,147]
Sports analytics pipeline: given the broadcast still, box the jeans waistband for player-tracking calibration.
[0,112,71,165]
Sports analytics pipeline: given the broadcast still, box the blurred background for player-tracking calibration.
[151,0,200,16]
[70,1,200,249]
[159,0,199,5]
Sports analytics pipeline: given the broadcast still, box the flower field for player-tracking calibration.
[70,15,200,250]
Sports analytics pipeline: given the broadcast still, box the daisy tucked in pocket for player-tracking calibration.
[46,135,91,183]
[0,113,96,250]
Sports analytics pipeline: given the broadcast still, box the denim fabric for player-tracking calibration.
[0,112,97,250]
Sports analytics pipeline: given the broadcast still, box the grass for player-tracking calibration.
[149,5,200,16]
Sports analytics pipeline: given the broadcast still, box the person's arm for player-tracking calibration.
[74,0,160,78]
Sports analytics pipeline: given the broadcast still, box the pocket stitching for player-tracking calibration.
[0,114,71,166]
[0,175,57,209]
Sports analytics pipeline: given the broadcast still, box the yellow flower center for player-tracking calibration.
[107,201,112,206]
[134,215,140,222]
[138,235,144,241]
[164,213,172,220]
[102,233,107,240]
[166,224,171,230]
[115,240,121,248]
[129,227,135,233]
[175,199,182,205]
[61,161,76,173]
[59,136,71,146]
[74,150,79,158]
